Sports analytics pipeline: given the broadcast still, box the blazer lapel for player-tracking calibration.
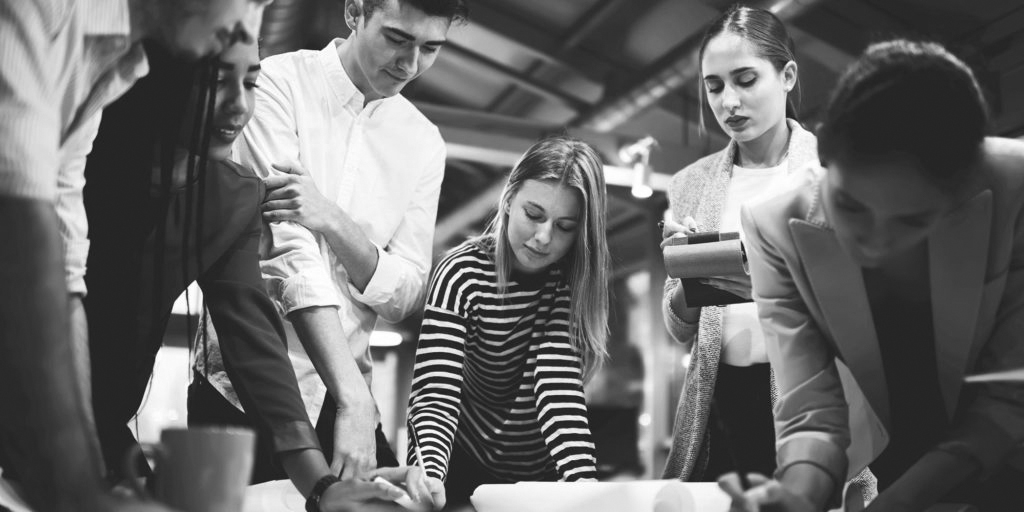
[929,190,993,418]
[790,219,892,428]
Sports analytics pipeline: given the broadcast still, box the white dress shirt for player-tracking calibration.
[0,0,148,295]
[194,38,446,423]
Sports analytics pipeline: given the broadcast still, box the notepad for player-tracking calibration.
[469,480,731,512]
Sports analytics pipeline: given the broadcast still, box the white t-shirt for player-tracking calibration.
[720,160,791,366]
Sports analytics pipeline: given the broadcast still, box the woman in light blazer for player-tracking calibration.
[723,39,1024,512]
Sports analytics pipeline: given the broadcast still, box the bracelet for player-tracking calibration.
[305,474,340,512]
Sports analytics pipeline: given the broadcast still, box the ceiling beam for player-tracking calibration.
[461,1,612,84]
[444,43,592,111]
[572,0,829,133]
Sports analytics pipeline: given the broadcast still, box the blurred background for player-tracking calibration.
[140,0,1024,481]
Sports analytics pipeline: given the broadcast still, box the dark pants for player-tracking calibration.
[187,374,397,483]
[702,362,777,482]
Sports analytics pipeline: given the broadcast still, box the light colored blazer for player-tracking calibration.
[741,136,1024,499]
[662,119,819,480]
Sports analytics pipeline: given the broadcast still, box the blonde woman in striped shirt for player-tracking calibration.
[407,136,610,508]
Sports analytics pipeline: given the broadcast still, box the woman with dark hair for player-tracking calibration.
[721,39,1024,511]
[660,3,829,486]
[407,136,610,508]
[82,40,441,511]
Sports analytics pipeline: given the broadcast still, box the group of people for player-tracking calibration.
[1,1,1022,512]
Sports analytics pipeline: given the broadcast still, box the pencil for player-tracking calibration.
[408,417,427,473]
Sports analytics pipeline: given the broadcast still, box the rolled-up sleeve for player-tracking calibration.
[349,142,444,323]
[56,114,101,296]
[238,61,342,314]
[741,204,850,503]
[0,1,61,200]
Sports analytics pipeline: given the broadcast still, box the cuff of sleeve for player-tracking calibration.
[775,436,847,508]
[348,244,399,306]
[937,415,1017,476]
[271,420,322,454]
[663,281,698,344]
[277,272,343,315]
[64,238,89,296]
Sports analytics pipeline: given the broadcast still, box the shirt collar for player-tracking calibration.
[319,38,390,118]
[80,0,133,37]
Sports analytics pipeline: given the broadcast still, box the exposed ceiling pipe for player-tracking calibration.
[572,0,827,132]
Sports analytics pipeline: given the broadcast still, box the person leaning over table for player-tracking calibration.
[407,136,610,509]
[0,1,272,511]
[188,2,465,498]
[719,39,1024,512]
[83,38,438,512]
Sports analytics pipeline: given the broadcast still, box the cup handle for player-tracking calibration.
[122,443,162,500]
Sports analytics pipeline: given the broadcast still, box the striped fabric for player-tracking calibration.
[407,240,597,483]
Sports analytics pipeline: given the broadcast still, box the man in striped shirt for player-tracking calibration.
[0,1,268,511]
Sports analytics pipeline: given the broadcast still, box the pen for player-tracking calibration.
[408,417,427,474]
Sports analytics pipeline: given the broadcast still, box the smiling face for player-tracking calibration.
[206,40,261,161]
[157,0,269,60]
[342,0,451,102]
[505,179,582,274]
[701,31,795,143]
[822,156,958,268]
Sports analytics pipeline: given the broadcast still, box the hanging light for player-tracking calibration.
[617,136,658,199]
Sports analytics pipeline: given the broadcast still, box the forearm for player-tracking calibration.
[321,209,379,293]
[0,198,104,511]
[280,448,333,497]
[288,306,375,413]
[777,462,836,510]
[664,279,700,345]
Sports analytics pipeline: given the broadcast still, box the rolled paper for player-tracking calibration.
[663,238,747,279]
[469,480,731,512]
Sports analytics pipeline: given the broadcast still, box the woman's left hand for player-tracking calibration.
[702,273,753,300]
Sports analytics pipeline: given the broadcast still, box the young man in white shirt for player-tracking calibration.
[190,0,465,494]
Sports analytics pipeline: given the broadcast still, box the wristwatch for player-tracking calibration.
[305,474,340,512]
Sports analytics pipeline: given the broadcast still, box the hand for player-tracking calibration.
[332,398,379,479]
[660,215,699,249]
[262,162,338,232]
[718,473,817,512]
[372,466,446,511]
[701,274,753,300]
[317,475,409,512]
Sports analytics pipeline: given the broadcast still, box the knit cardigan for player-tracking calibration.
[661,120,816,480]
[660,120,877,503]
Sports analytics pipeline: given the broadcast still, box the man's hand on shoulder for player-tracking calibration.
[262,162,340,233]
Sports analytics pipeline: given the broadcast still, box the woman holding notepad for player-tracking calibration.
[659,4,822,485]
[721,39,1024,511]
[407,136,610,508]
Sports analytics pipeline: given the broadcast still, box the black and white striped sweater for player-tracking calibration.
[407,240,597,483]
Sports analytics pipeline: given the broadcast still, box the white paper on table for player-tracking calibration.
[244,479,305,512]
[469,480,730,512]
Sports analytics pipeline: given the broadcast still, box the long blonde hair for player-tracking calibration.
[472,135,610,378]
